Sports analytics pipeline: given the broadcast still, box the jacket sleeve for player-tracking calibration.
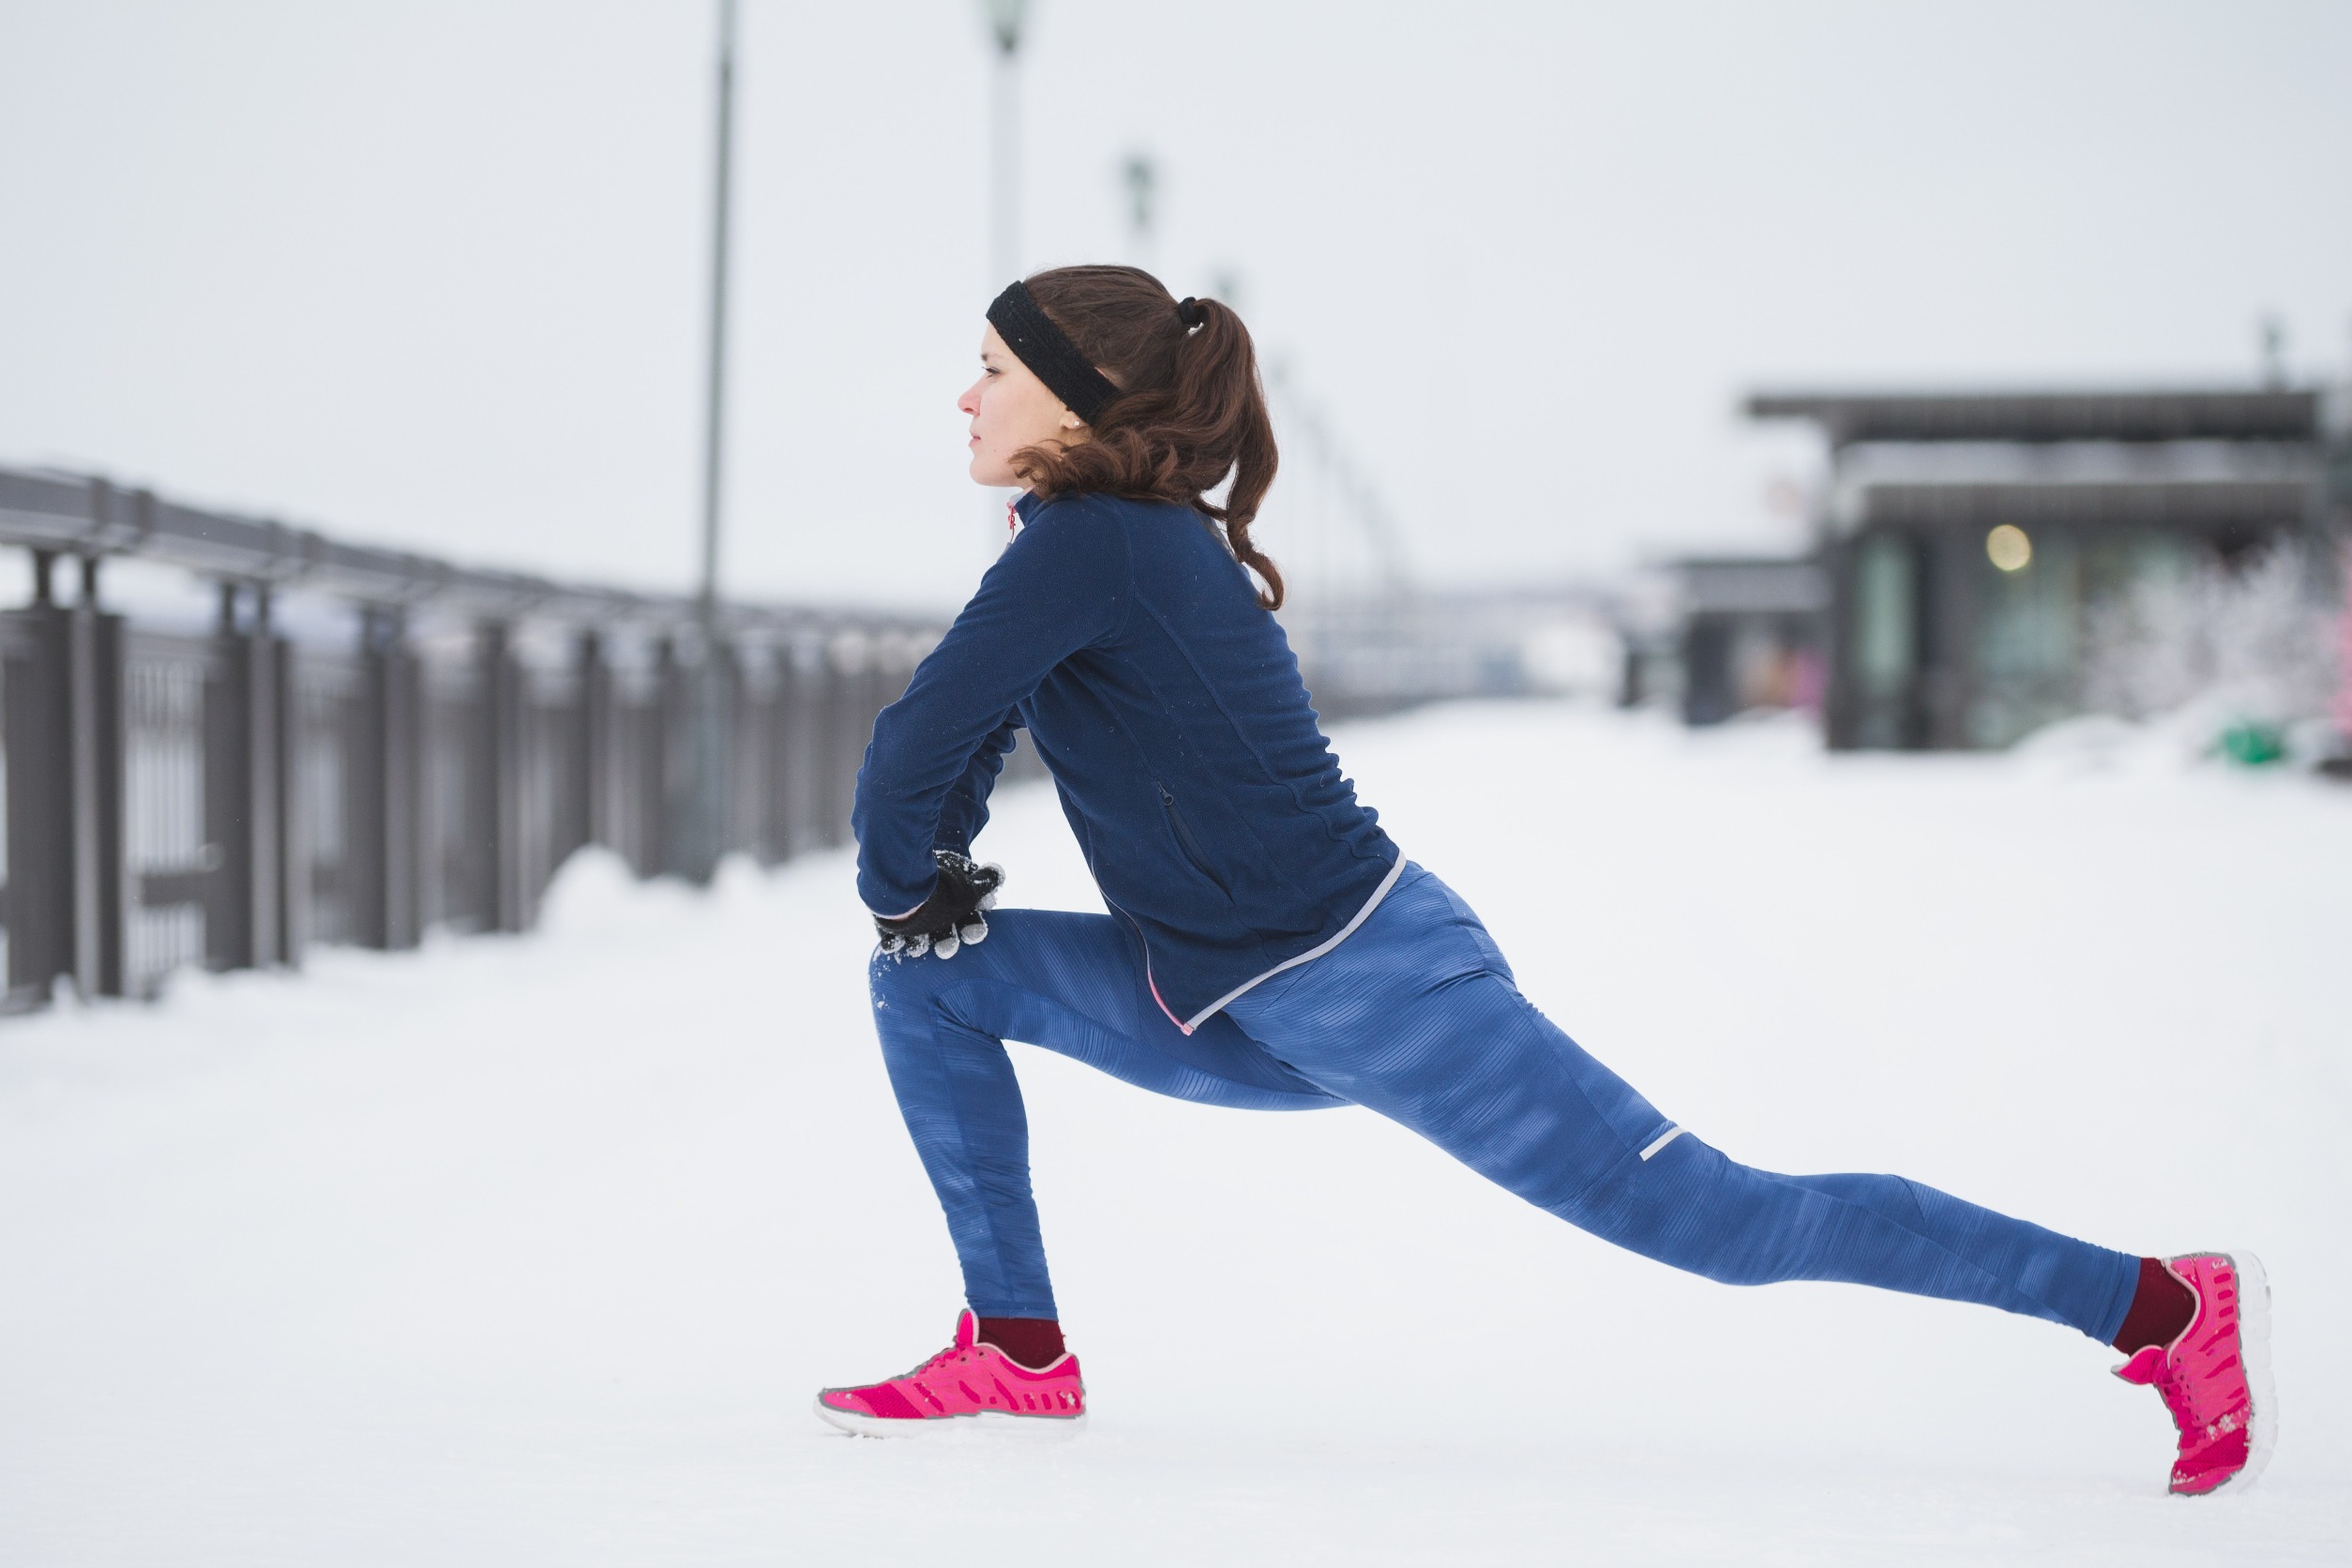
[852,501,1128,915]
[932,713,1022,858]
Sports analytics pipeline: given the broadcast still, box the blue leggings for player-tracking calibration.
[867,863,2139,1340]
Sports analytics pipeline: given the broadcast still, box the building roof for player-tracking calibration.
[1845,478,2311,534]
[1746,389,2321,445]
[1670,555,1827,615]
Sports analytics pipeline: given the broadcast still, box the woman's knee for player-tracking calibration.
[869,940,953,998]
[868,948,960,1045]
[1565,1139,1790,1288]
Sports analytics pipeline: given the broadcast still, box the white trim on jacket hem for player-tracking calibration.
[1177,852,1410,1033]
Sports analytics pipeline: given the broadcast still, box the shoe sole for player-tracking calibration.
[812,1397,1089,1440]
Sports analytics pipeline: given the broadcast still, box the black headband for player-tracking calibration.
[987,280,1124,425]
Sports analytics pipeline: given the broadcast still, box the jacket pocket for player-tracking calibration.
[1154,781,1229,896]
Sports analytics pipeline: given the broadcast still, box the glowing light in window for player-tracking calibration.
[1986,524,2033,572]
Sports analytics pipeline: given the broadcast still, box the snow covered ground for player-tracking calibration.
[4,702,2347,1566]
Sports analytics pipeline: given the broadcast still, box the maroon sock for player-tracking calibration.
[975,1316,1066,1369]
[2109,1257,2196,1353]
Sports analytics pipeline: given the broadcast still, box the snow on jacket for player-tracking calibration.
[852,489,1401,1031]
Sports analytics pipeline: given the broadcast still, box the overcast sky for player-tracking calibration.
[4,1,2347,611]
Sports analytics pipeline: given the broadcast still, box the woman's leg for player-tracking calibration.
[867,908,1340,1319]
[1227,867,2141,1340]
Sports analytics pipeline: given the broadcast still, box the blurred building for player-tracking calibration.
[1748,387,2350,750]
[1612,556,1827,726]
[1665,556,1825,726]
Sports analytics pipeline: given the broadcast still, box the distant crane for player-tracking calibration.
[1263,358,1414,603]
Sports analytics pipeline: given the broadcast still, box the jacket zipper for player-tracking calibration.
[1155,781,1223,889]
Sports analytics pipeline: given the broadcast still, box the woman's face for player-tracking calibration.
[958,324,1086,487]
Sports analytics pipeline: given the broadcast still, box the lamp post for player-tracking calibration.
[1122,150,1156,270]
[983,0,1028,285]
[686,0,740,883]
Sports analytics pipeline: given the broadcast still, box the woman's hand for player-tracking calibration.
[874,851,1004,959]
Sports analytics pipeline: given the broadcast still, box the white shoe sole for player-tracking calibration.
[812,1397,1089,1440]
[2205,1249,2276,1497]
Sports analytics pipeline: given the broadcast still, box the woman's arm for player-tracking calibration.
[932,712,1023,858]
[852,500,1128,915]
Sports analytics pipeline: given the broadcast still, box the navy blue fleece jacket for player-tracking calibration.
[852,490,1399,1030]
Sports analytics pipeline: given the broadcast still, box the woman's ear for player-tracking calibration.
[1060,409,1088,431]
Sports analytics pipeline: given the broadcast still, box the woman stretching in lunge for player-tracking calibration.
[815,266,2272,1495]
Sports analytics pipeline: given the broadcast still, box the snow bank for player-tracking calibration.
[2,703,2346,1566]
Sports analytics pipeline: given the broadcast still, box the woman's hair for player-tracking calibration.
[1013,265,1284,610]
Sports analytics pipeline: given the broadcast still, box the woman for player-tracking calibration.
[814,266,2271,1496]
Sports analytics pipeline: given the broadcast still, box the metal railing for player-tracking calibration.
[0,465,943,1011]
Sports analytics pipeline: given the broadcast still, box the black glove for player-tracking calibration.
[874,850,1004,959]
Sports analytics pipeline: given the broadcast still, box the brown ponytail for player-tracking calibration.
[1012,265,1285,611]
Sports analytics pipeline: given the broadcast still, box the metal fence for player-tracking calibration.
[0,466,942,1012]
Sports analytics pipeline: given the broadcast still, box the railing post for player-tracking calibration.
[348,608,387,949]
[572,629,607,859]
[753,642,791,864]
[272,627,304,966]
[3,551,73,1003]
[653,635,683,876]
[811,635,841,848]
[350,607,421,950]
[497,630,525,931]
[735,641,777,865]
[204,584,264,972]
[815,634,844,847]
[465,621,497,930]
[828,631,876,847]
[204,585,241,969]
[675,632,732,885]
[671,633,726,884]
[68,555,128,996]
[473,622,525,933]
[386,618,423,947]
[780,632,823,858]
[711,636,743,865]
[252,591,286,964]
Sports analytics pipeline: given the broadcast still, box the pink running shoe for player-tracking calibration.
[2113,1252,2275,1496]
[814,1309,1087,1438]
